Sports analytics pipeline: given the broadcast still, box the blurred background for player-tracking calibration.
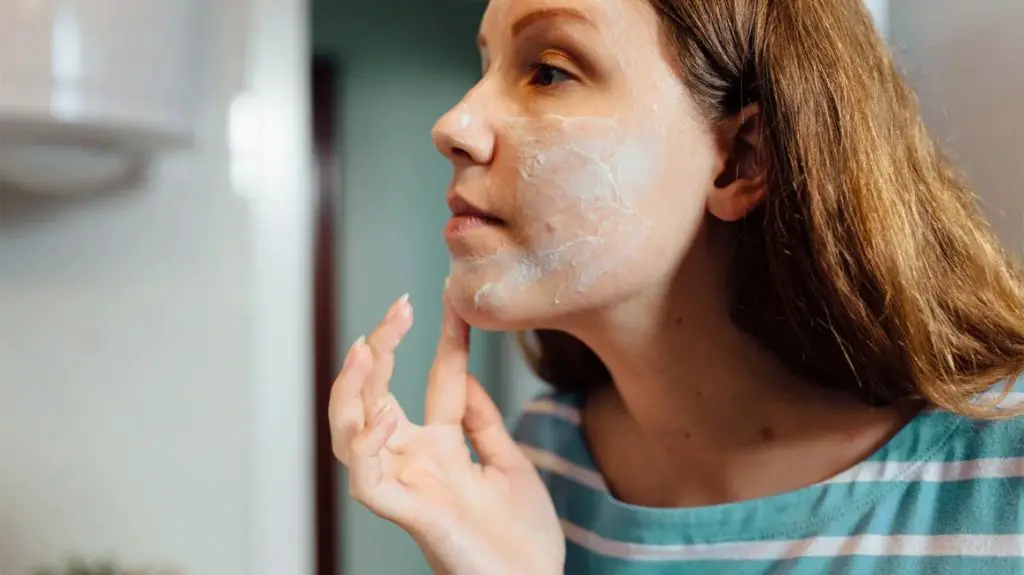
[0,0,1020,574]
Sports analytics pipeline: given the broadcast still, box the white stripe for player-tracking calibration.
[826,456,1024,485]
[562,520,1024,561]
[974,391,1024,409]
[519,444,606,490]
[522,398,581,424]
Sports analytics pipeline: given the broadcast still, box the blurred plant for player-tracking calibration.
[32,556,120,575]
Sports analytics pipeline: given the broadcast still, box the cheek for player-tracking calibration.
[449,113,719,321]
[459,117,666,308]
[515,136,657,227]
[510,117,662,256]
[636,132,719,253]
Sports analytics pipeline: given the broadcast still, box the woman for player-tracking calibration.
[329,0,1024,572]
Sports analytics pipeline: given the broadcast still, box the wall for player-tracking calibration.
[891,0,1024,254]
[865,0,889,38]
[0,0,315,573]
[310,1,501,574]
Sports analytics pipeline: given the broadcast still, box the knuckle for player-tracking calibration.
[331,440,349,465]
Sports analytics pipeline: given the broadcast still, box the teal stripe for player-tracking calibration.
[816,476,1024,537]
[926,417,1024,461]
[514,411,596,472]
[540,469,860,545]
[541,469,1024,545]
[565,545,1024,575]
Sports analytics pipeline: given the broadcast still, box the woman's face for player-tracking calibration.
[433,0,722,330]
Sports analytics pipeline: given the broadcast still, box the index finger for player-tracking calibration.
[424,281,470,426]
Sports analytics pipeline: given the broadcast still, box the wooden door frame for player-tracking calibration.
[312,53,342,575]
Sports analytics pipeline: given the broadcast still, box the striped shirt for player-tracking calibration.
[512,384,1024,574]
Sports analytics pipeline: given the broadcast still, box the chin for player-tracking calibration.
[447,275,537,332]
[444,267,557,331]
[452,301,526,332]
[447,266,601,333]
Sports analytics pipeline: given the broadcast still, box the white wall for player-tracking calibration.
[0,0,314,573]
[865,0,889,39]
[891,0,1024,254]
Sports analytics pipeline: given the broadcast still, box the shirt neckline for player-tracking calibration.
[560,391,964,544]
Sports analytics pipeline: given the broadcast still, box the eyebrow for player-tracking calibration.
[477,7,596,48]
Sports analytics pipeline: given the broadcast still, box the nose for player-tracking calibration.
[431,100,495,166]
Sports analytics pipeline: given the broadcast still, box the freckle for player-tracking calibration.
[674,316,683,325]
[759,426,776,442]
[683,431,692,440]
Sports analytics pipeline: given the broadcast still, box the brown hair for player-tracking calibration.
[521,0,1024,418]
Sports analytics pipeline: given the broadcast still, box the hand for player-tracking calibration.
[329,288,565,575]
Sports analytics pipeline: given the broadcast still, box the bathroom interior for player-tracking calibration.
[1,0,1022,574]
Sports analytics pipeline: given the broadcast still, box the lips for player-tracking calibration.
[447,195,504,225]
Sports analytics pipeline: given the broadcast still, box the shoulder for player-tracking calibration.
[943,382,1024,463]
[874,379,1024,475]
[851,378,1024,468]
[891,379,1024,533]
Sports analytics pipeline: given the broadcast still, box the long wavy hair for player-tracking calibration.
[520,0,1024,418]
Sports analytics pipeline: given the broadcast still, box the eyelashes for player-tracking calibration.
[477,43,591,93]
[528,62,576,88]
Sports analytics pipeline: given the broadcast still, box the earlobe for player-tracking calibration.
[708,103,767,222]
[708,184,766,222]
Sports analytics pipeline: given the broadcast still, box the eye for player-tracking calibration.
[528,62,574,88]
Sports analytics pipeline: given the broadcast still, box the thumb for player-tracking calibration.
[463,374,529,470]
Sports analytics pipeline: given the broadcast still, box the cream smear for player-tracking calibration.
[451,114,663,308]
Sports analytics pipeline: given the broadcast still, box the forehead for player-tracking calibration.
[479,0,638,45]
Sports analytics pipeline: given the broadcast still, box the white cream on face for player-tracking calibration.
[451,114,664,308]
[447,0,686,312]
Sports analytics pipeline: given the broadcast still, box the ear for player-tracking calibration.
[708,103,767,222]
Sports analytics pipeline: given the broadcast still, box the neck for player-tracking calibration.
[560,230,912,507]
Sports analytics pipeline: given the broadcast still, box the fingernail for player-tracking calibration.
[345,335,365,362]
[387,293,410,320]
